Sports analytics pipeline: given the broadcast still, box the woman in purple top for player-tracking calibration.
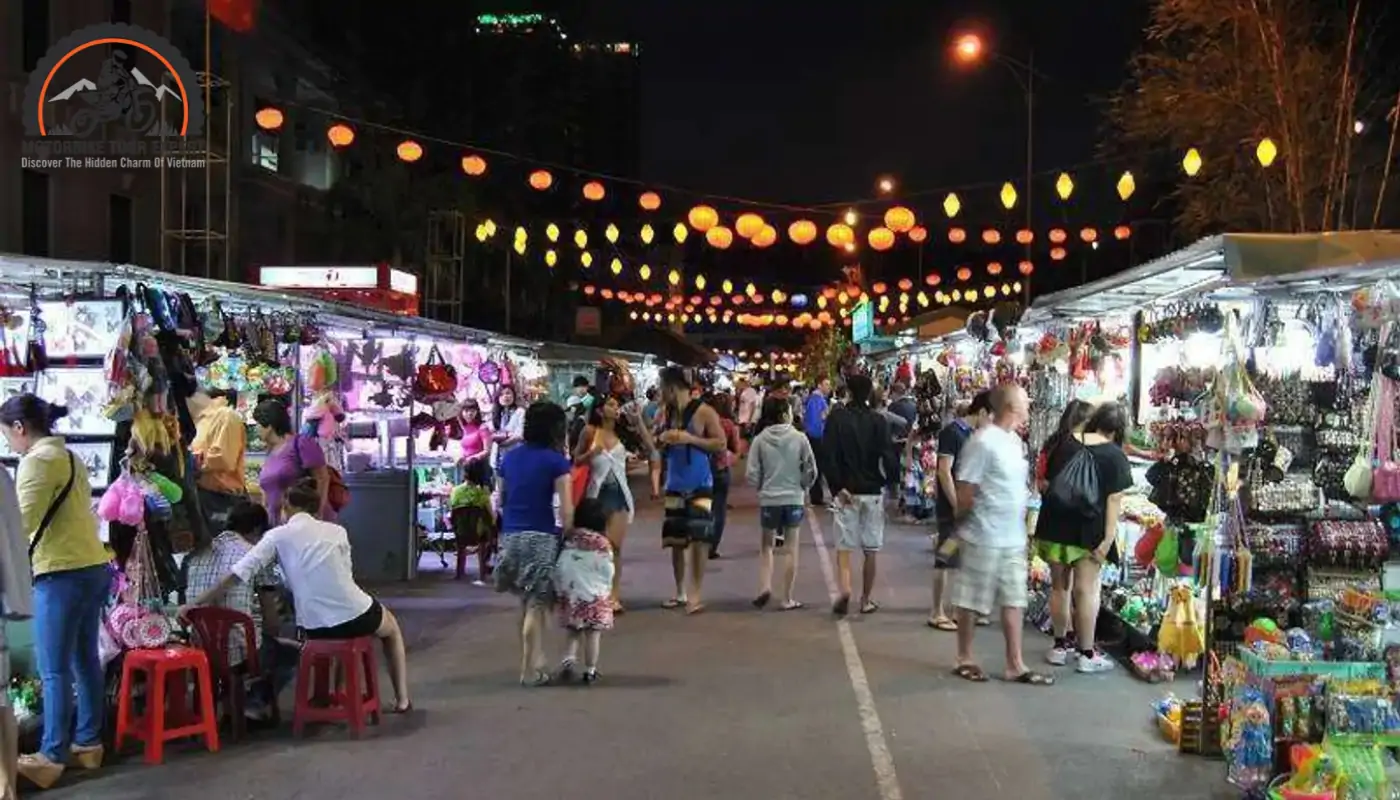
[252,400,332,523]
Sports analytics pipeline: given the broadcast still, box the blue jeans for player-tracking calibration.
[33,565,111,762]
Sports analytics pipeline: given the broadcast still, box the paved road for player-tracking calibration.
[50,480,1228,800]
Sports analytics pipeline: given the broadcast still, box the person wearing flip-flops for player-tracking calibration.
[946,385,1053,687]
[822,375,900,616]
[746,396,818,611]
[926,392,991,632]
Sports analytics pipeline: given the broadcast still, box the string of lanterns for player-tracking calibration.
[250,109,1277,223]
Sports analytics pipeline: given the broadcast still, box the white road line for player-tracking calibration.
[807,513,904,800]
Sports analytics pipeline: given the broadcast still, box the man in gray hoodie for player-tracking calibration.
[746,397,817,610]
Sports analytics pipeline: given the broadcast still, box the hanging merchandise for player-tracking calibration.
[1370,374,1400,502]
[1203,313,1266,454]
[413,345,456,402]
[0,303,25,377]
[25,287,47,373]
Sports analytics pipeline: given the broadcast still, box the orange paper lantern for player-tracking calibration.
[883,206,916,233]
[639,191,662,211]
[752,225,778,248]
[582,181,606,201]
[529,170,554,190]
[1049,228,1067,244]
[461,154,488,176]
[688,205,720,232]
[735,213,765,240]
[706,225,734,249]
[948,227,967,244]
[956,267,972,282]
[1019,261,1035,276]
[925,273,942,287]
[982,229,1001,245]
[908,226,928,243]
[1050,247,1067,261]
[987,262,1003,276]
[872,282,888,294]
[788,219,818,245]
[326,123,355,148]
[868,227,896,251]
[1114,225,1132,240]
[826,223,856,248]
[1080,227,1098,243]
[254,107,283,131]
[1015,229,1033,245]
[396,140,424,163]
[897,278,913,291]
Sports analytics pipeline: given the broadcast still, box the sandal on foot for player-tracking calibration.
[662,597,686,609]
[387,701,414,714]
[832,594,850,616]
[69,744,104,770]
[685,602,706,615]
[557,659,578,683]
[582,668,600,685]
[860,600,881,614]
[953,664,989,682]
[1007,670,1055,686]
[18,755,64,789]
[520,671,552,687]
[779,600,804,611]
[975,616,992,626]
[927,616,958,631]
[753,591,771,609]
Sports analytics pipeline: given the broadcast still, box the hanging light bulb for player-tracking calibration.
[745,282,758,298]
[605,224,619,243]
[1256,137,1278,167]
[640,224,655,245]
[513,239,526,255]
[639,263,652,281]
[999,182,1017,210]
[546,223,560,242]
[574,229,588,249]
[1116,171,1136,201]
[610,258,623,275]
[942,193,961,218]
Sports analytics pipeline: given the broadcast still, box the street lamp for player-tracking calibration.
[877,176,895,194]
[951,31,1039,297]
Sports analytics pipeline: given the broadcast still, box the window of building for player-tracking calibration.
[21,0,50,73]
[251,132,279,172]
[112,0,132,23]
[108,195,133,263]
[21,170,51,257]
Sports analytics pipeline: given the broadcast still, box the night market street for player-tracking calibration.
[49,478,1224,800]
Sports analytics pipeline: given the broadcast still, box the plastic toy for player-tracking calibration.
[1225,686,1273,789]
[1158,584,1206,669]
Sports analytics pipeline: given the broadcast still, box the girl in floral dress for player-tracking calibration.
[554,499,615,684]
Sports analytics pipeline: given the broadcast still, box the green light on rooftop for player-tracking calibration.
[476,13,545,27]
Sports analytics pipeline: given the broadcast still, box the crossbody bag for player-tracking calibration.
[30,452,77,558]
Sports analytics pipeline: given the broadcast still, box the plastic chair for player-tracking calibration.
[292,637,381,738]
[185,607,277,741]
[114,646,221,765]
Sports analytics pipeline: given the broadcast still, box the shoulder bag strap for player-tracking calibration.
[30,452,78,558]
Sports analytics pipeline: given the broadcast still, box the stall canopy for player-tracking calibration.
[535,342,650,365]
[0,254,541,352]
[1023,235,1228,323]
[601,325,716,367]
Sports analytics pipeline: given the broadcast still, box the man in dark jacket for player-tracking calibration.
[822,374,900,616]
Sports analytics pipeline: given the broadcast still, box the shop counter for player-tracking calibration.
[340,469,415,582]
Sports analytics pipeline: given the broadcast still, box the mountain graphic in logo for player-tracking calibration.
[47,79,96,102]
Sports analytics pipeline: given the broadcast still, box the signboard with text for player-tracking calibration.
[851,298,873,343]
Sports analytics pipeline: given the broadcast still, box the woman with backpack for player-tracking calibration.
[1033,402,1134,674]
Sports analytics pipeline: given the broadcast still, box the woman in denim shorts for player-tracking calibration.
[745,397,818,610]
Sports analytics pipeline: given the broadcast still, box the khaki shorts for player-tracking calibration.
[834,495,886,552]
[950,541,1029,617]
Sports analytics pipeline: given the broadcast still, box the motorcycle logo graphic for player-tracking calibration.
[22,23,205,138]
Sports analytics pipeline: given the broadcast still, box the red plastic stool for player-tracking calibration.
[292,637,381,738]
[114,646,221,765]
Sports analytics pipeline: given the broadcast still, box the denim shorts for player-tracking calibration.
[759,505,805,531]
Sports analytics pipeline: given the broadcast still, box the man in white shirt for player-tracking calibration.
[949,385,1052,686]
[736,378,760,438]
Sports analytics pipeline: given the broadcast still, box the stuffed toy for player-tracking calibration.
[302,391,346,450]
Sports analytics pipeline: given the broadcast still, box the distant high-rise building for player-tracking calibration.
[470,12,641,177]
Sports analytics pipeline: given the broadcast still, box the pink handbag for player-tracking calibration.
[1372,377,1400,502]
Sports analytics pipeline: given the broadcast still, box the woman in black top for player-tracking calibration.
[1033,402,1134,674]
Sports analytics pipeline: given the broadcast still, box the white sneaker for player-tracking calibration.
[1046,647,1068,666]
[1076,652,1115,673]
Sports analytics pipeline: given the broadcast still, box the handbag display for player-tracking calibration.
[1246,476,1321,515]
[1306,520,1389,570]
[1344,375,1380,500]
[414,345,457,400]
[1372,375,1400,503]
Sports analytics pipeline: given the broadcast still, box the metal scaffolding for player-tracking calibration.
[424,210,467,325]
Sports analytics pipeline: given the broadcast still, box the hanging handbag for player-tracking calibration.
[1373,375,1400,503]
[1345,375,1380,500]
[414,345,457,399]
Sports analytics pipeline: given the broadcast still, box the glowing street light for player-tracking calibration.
[1354,120,1366,135]
[877,176,895,194]
[954,34,983,62]
[843,209,858,226]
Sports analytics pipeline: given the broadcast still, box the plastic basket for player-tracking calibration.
[1237,647,1384,680]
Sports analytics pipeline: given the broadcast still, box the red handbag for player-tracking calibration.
[414,345,457,399]
[570,463,591,507]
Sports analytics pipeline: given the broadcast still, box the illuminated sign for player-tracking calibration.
[260,267,378,290]
[851,298,873,343]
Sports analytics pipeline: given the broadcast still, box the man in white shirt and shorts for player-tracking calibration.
[949,385,1053,686]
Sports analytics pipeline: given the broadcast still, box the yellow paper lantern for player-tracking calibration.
[582,181,606,201]
[943,193,961,218]
[788,219,818,245]
[688,205,719,232]
[883,206,916,233]
[546,223,560,242]
[545,249,557,267]
[673,223,688,244]
[529,170,553,190]
[735,213,765,240]
[826,223,855,248]
[746,283,758,298]
[668,269,681,286]
[461,154,488,176]
[1256,138,1278,167]
[610,258,623,275]
[512,239,525,255]
[868,227,896,251]
[1182,148,1203,177]
[581,251,593,268]
[1055,172,1074,201]
[326,123,355,148]
[396,140,424,163]
[639,224,655,245]
[574,229,588,249]
[695,274,707,290]
[639,264,652,280]
[706,225,734,249]
[752,225,778,248]
[1116,171,1136,201]
[999,182,1018,210]
[639,191,662,211]
[603,223,618,244]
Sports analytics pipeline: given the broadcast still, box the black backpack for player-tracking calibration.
[1045,441,1101,519]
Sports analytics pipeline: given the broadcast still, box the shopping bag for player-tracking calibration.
[414,345,457,399]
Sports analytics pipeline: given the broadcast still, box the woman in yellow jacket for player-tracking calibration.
[0,396,110,789]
